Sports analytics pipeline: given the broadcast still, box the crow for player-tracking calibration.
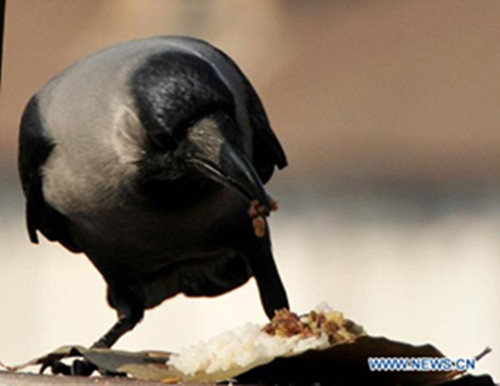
[18,36,289,374]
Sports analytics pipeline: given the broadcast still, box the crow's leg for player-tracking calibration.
[243,231,289,319]
[91,308,144,349]
[92,274,146,349]
[42,291,144,376]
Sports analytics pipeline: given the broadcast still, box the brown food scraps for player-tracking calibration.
[248,198,279,238]
[263,308,365,345]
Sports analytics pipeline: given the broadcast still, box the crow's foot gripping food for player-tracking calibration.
[40,358,96,376]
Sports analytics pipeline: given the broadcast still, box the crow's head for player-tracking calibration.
[130,45,273,211]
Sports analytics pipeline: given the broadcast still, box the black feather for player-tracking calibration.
[206,43,288,182]
[130,51,235,149]
[130,38,287,182]
[18,96,80,251]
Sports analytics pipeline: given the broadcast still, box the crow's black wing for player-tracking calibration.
[245,82,287,184]
[18,96,80,251]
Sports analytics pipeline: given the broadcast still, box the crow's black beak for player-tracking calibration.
[188,142,272,213]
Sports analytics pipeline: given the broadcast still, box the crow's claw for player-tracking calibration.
[40,358,96,376]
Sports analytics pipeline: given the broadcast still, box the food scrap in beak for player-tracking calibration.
[248,197,279,238]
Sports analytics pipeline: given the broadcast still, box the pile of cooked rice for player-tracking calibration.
[168,303,365,382]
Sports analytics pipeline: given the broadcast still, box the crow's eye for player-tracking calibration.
[148,130,178,151]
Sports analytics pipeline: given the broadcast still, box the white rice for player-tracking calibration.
[168,303,346,381]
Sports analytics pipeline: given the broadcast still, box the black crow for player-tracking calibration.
[18,36,288,372]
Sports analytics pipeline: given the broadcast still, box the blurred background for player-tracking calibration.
[1,0,500,379]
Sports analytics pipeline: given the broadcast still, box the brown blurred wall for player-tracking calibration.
[2,0,500,187]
